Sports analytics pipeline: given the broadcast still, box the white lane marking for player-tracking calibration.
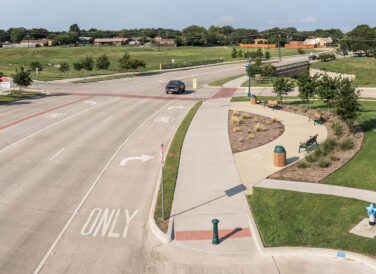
[49,148,66,161]
[103,116,114,123]
[158,80,167,83]
[33,100,174,274]
[80,208,138,239]
[154,116,174,123]
[168,106,186,110]
[84,100,97,106]
[0,98,115,155]
[119,154,154,167]
[43,113,66,119]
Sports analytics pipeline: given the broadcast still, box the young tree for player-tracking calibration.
[119,52,132,73]
[129,59,146,74]
[231,47,238,58]
[238,49,243,57]
[12,67,33,94]
[30,61,43,73]
[96,54,111,72]
[272,77,293,103]
[315,74,338,111]
[297,74,318,103]
[59,62,70,78]
[81,56,94,71]
[265,51,271,60]
[73,62,83,72]
[334,78,360,127]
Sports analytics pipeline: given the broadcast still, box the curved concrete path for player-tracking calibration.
[230,102,327,194]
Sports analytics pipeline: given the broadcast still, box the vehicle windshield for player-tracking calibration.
[169,80,180,85]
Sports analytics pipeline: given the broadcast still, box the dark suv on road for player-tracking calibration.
[165,80,185,94]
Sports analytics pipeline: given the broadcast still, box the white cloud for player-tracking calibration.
[220,16,236,24]
[301,16,318,24]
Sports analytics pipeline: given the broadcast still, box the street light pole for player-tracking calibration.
[278,34,282,62]
[247,58,252,98]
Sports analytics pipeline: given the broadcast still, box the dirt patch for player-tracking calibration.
[269,105,364,183]
[228,110,285,153]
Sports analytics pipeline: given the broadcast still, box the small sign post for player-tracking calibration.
[192,78,197,90]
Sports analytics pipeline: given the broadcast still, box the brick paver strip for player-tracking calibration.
[212,88,237,99]
[175,228,251,241]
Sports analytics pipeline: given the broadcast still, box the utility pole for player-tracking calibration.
[278,34,282,62]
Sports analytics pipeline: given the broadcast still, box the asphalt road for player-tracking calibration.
[1,55,374,273]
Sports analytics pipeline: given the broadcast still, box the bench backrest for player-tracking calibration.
[305,134,318,145]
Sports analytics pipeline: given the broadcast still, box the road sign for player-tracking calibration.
[160,144,164,166]
[193,78,197,90]
[0,82,11,89]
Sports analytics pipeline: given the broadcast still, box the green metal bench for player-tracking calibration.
[299,134,318,152]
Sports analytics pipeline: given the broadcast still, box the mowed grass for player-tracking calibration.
[0,46,320,81]
[208,74,245,87]
[240,77,298,88]
[249,188,376,257]
[311,57,376,87]
[322,101,376,190]
[0,91,45,104]
[154,101,203,232]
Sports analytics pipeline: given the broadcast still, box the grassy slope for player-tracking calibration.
[208,74,245,87]
[249,188,376,257]
[311,57,376,87]
[154,101,203,232]
[0,46,320,81]
[240,77,298,88]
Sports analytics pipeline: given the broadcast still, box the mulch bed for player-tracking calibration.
[228,110,285,153]
[269,105,364,183]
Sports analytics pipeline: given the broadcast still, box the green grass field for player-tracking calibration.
[240,77,298,87]
[311,57,376,87]
[208,74,245,87]
[249,188,376,257]
[0,46,322,81]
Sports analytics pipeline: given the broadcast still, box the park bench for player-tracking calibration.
[309,112,323,125]
[299,134,318,152]
[264,100,280,110]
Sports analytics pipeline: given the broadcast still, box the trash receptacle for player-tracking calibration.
[274,146,286,167]
[250,95,257,104]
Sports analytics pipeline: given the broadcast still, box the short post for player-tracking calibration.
[212,219,220,245]
[160,144,165,220]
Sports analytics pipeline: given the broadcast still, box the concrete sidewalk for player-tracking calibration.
[169,97,255,252]
[231,102,327,194]
[257,179,376,203]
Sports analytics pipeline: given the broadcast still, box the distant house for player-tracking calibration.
[285,41,315,49]
[78,37,93,45]
[304,38,320,47]
[254,38,268,44]
[153,36,176,47]
[20,39,52,47]
[94,38,128,46]
[318,37,333,47]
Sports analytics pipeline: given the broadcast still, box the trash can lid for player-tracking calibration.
[274,146,286,153]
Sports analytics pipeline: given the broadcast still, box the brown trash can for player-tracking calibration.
[250,95,257,104]
[274,146,286,167]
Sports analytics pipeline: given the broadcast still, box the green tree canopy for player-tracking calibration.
[12,67,33,93]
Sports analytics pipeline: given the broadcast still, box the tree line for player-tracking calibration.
[0,23,353,47]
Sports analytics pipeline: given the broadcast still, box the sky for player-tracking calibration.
[0,0,375,32]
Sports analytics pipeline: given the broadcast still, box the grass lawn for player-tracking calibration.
[241,76,298,88]
[208,74,245,87]
[249,188,376,257]
[154,101,203,232]
[231,95,300,102]
[322,101,376,190]
[311,57,376,87]
[0,46,322,81]
[0,91,45,104]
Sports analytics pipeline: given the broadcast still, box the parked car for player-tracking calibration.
[308,54,318,60]
[353,50,366,57]
[165,80,185,94]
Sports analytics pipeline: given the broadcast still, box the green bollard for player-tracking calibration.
[212,219,220,245]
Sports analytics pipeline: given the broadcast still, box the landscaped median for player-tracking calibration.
[154,101,203,232]
[0,91,45,104]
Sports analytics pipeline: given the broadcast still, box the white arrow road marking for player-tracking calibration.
[154,117,175,123]
[119,154,154,167]
[84,100,97,106]
[49,148,66,161]
[168,106,186,110]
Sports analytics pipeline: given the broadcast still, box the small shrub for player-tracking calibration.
[339,138,354,150]
[234,111,241,116]
[248,133,255,139]
[238,137,245,143]
[232,116,240,126]
[255,123,263,132]
[321,138,337,153]
[331,121,343,137]
[330,155,340,162]
[297,161,309,168]
[242,113,251,119]
[306,154,318,163]
[313,148,325,158]
[233,127,241,132]
[318,158,331,168]
[271,117,278,123]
